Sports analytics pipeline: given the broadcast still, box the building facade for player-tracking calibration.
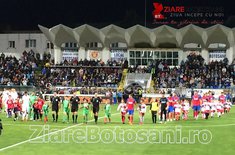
[0,24,234,65]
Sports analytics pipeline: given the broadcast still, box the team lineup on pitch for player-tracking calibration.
[0,88,234,155]
[0,105,235,155]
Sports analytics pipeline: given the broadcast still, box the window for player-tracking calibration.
[173,59,178,66]
[8,41,15,48]
[94,42,98,47]
[148,51,153,58]
[166,59,172,65]
[128,50,179,66]
[142,51,147,58]
[65,43,69,48]
[26,40,29,48]
[111,43,118,48]
[62,42,78,49]
[130,51,135,58]
[173,51,178,58]
[130,59,135,66]
[167,52,173,58]
[154,51,160,58]
[136,51,141,57]
[142,59,148,65]
[25,39,36,48]
[136,59,141,65]
[161,52,166,58]
[47,42,54,49]
[69,42,73,48]
[85,42,100,48]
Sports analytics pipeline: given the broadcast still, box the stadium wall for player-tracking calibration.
[0,33,48,59]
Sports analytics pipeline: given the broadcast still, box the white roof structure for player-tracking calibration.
[38,25,54,43]
[125,25,153,47]
[205,24,231,48]
[178,24,205,48]
[101,24,126,47]
[50,24,76,47]
[38,24,235,49]
[152,25,178,47]
[74,24,104,47]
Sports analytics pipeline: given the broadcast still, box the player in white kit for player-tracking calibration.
[137,99,147,125]
[22,92,30,121]
[174,102,182,121]
[224,100,232,113]
[117,99,127,124]
[216,100,224,118]
[181,99,190,120]
[210,100,217,118]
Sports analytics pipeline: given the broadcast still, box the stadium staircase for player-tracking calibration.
[148,80,155,93]
[118,69,128,91]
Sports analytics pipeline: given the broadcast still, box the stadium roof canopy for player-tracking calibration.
[38,24,235,49]
[178,24,205,48]
[125,25,153,48]
[100,24,126,47]
[205,24,231,48]
[152,25,178,48]
[74,24,105,48]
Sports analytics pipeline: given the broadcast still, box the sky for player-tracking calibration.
[0,0,235,31]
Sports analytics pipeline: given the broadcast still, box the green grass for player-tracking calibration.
[0,104,235,155]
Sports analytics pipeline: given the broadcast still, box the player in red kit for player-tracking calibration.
[207,91,214,102]
[219,92,226,104]
[6,95,14,118]
[191,91,202,120]
[13,97,21,121]
[36,96,45,121]
[219,92,226,114]
[172,93,179,120]
[167,94,174,122]
[126,94,136,125]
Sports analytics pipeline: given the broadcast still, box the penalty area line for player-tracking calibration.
[0,113,119,152]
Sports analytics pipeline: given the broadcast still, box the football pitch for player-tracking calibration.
[0,104,235,155]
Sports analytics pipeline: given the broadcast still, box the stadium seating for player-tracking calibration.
[0,51,234,94]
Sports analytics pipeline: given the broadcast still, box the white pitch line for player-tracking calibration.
[0,113,119,152]
[182,123,235,128]
[4,124,69,128]
[153,123,235,128]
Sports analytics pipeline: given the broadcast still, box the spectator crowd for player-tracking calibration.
[150,53,235,89]
[0,52,235,91]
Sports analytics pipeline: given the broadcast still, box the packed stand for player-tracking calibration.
[0,51,39,86]
[58,58,123,67]
[39,64,123,89]
[151,53,235,89]
[127,53,235,89]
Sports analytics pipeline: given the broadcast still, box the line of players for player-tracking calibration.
[117,91,233,125]
[0,90,108,124]
[0,89,233,125]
